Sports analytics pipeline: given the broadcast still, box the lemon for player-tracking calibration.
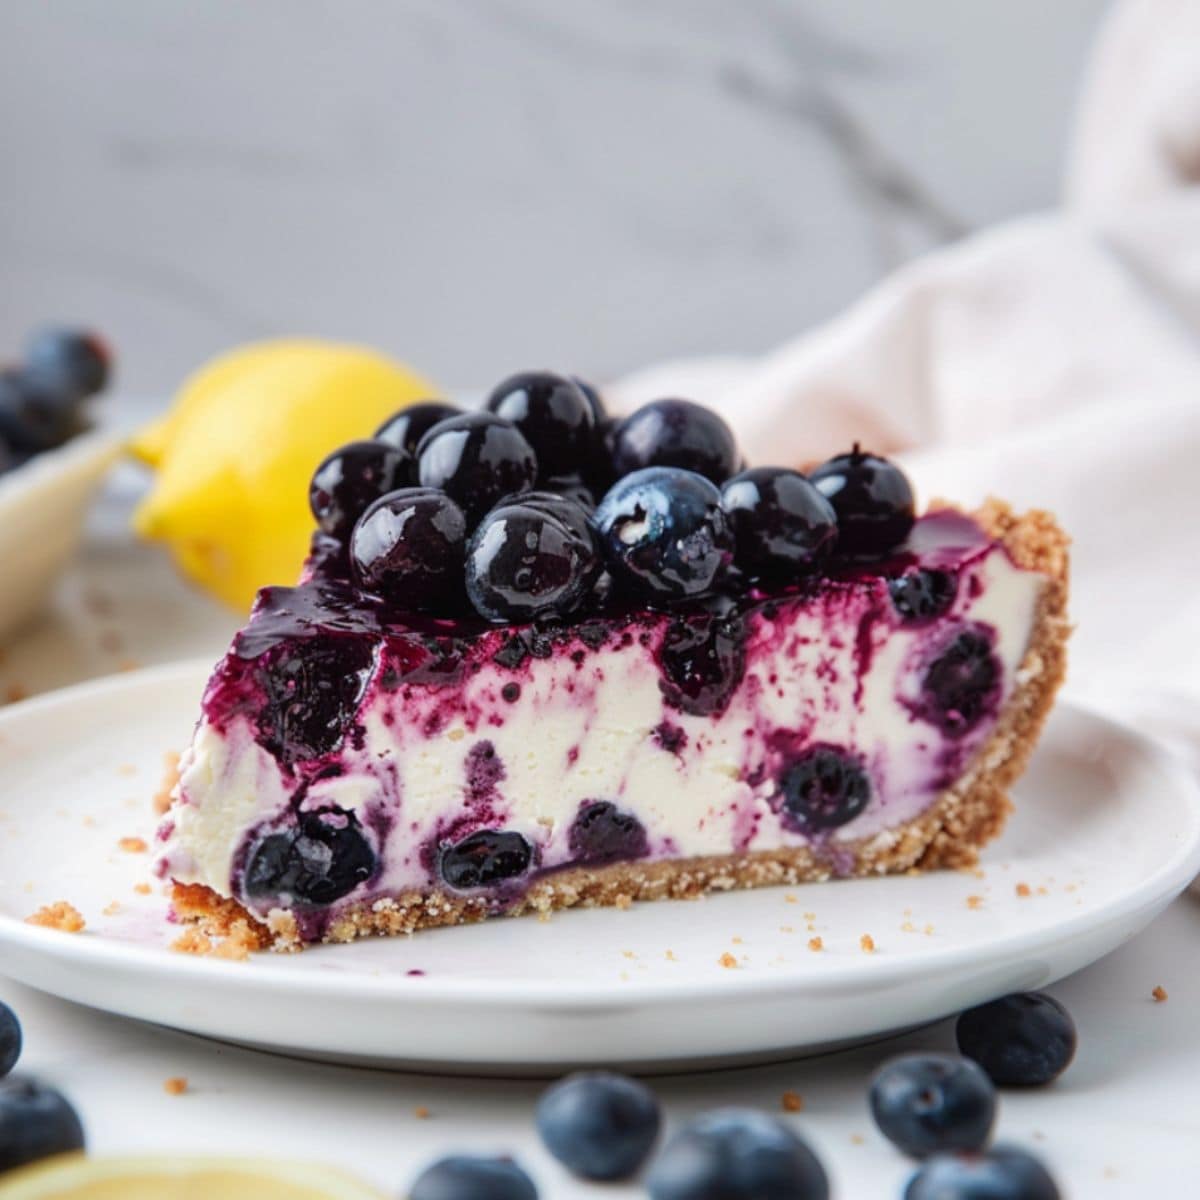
[132,339,438,611]
[0,1154,388,1199]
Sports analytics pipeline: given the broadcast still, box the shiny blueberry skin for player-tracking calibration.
[309,439,414,538]
[417,412,538,524]
[0,368,81,454]
[486,371,596,479]
[350,487,466,609]
[244,809,376,907]
[375,401,461,456]
[440,830,533,890]
[466,492,601,622]
[536,1071,661,1181]
[720,467,837,577]
[809,447,914,557]
[890,568,957,622]
[778,745,872,832]
[409,1155,538,1200]
[0,1077,86,1174]
[612,399,739,484]
[870,1053,996,1159]
[921,629,1001,737]
[658,612,746,717]
[25,326,111,397]
[647,1108,829,1200]
[594,467,733,602]
[542,473,597,511]
[0,1003,20,1079]
[572,375,607,424]
[905,1145,1061,1200]
[568,802,650,865]
[956,993,1077,1087]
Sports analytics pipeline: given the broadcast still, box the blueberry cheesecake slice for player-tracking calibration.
[158,375,1069,950]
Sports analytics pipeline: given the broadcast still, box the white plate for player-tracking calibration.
[1,662,1198,1075]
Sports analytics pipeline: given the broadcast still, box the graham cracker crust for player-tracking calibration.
[171,499,1070,951]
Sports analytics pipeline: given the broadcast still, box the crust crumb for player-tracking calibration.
[26,901,85,932]
[119,836,148,854]
[665,949,678,961]
[850,1134,865,1146]
[718,951,738,969]
[414,1105,431,1120]
[102,901,121,917]
[163,1077,188,1096]
[153,752,182,816]
[4,684,29,705]
[860,934,876,953]
[781,1090,804,1112]
[133,882,152,895]
[807,936,823,952]
[966,895,984,910]
[1152,985,1168,1003]
[1015,882,1031,897]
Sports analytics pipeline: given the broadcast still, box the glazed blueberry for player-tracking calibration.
[905,1145,1060,1200]
[720,467,837,577]
[572,375,607,424]
[350,487,466,608]
[542,473,596,511]
[0,368,80,454]
[647,1108,829,1200]
[466,493,601,622]
[309,439,413,538]
[486,371,596,479]
[0,1004,20,1079]
[658,612,746,717]
[870,1053,996,1159]
[778,745,871,832]
[890,568,957,621]
[920,629,1000,737]
[536,1071,661,1181]
[956,993,1077,1087]
[440,830,533,890]
[25,327,111,397]
[611,399,739,484]
[568,802,649,865]
[375,401,461,456]
[409,1155,538,1200]
[0,1077,85,1174]
[593,467,734,602]
[417,412,538,524]
[245,809,376,906]
[809,446,915,556]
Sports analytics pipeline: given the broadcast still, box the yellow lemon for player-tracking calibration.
[133,339,438,611]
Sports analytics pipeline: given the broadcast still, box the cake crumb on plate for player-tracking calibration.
[860,934,876,953]
[163,1077,188,1096]
[414,1106,431,1120]
[1016,882,1031,897]
[118,836,148,854]
[102,901,121,916]
[966,894,984,910]
[781,1090,804,1113]
[807,936,823,952]
[152,751,181,816]
[26,901,85,932]
[718,952,738,969]
[133,882,152,895]
[1152,985,1168,1003]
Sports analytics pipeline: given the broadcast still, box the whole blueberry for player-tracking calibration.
[350,487,466,609]
[647,1108,829,1200]
[244,809,376,907]
[486,371,596,479]
[25,326,112,396]
[890,568,957,622]
[870,1053,996,1159]
[0,1076,85,1174]
[594,467,733,602]
[0,1003,20,1078]
[417,412,538,524]
[466,493,601,622]
[309,439,413,538]
[440,830,533,890]
[809,446,914,557]
[778,745,872,832]
[536,1071,661,1180]
[568,802,650,865]
[571,375,607,424]
[905,1145,1060,1200]
[375,401,461,456]
[612,399,739,484]
[542,473,596,511]
[920,629,1000,738]
[409,1155,538,1200]
[0,368,81,454]
[956,993,1077,1087]
[720,467,837,577]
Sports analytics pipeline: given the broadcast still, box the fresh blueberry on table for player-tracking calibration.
[308,439,414,538]
[0,1076,85,1175]
[720,467,838,577]
[956,993,1077,1087]
[0,1004,20,1079]
[374,401,461,457]
[0,368,80,455]
[809,446,915,557]
[646,1108,829,1200]
[485,371,596,480]
[24,326,112,397]
[611,398,739,484]
[869,1053,996,1159]
[536,1071,661,1180]
[904,1144,1060,1200]
[408,1154,538,1200]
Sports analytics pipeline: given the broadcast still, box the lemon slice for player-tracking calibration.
[0,1154,388,1199]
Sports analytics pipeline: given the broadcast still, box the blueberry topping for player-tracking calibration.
[778,745,871,831]
[0,368,81,454]
[25,326,111,397]
[486,371,596,479]
[350,487,466,609]
[466,493,601,622]
[720,467,837,577]
[542,473,596,511]
[0,1076,86,1174]
[245,809,376,906]
[0,1003,21,1079]
[409,1155,538,1200]
[658,611,746,717]
[440,830,533,889]
[870,1053,996,1160]
[309,440,413,538]
[905,1145,1061,1200]
[809,446,915,557]
[571,375,607,424]
[612,399,739,484]
[568,802,649,865]
[890,568,957,621]
[956,993,1077,1087]
[375,401,461,456]
[417,412,538,524]
[920,629,1000,737]
[536,1071,661,1181]
[647,1108,829,1200]
[594,467,733,602]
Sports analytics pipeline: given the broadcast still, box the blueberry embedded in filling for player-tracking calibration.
[244,808,376,906]
[888,568,957,622]
[777,745,872,833]
[440,830,534,890]
[657,611,746,717]
[568,801,650,865]
[920,627,1001,737]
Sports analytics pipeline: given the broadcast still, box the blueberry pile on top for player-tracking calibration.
[0,328,112,475]
[308,371,917,624]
